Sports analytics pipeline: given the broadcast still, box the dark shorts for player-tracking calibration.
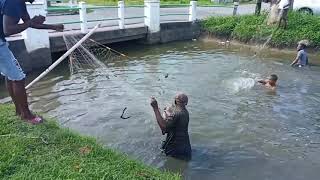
[280,9,289,20]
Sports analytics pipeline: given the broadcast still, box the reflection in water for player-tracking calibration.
[1,41,320,180]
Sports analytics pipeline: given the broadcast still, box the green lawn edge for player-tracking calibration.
[0,104,180,180]
[201,11,320,49]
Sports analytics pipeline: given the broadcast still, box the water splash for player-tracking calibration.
[224,77,256,93]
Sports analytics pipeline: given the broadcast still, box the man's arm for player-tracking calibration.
[151,98,167,134]
[3,15,30,36]
[291,57,299,66]
[291,52,300,66]
[258,80,266,84]
[21,13,64,31]
[153,107,167,134]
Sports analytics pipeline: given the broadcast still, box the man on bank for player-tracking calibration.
[150,93,192,160]
[0,0,63,124]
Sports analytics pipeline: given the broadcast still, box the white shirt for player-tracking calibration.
[279,0,290,9]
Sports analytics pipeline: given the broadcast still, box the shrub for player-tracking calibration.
[201,11,320,48]
[201,16,239,37]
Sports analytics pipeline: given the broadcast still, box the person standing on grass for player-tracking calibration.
[277,0,290,29]
[0,0,63,124]
[150,93,192,160]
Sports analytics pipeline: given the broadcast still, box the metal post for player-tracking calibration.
[233,1,239,16]
[118,0,125,29]
[79,1,88,33]
[189,1,197,22]
[144,0,160,33]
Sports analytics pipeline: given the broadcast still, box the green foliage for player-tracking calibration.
[201,11,320,48]
[201,16,239,37]
[0,104,180,180]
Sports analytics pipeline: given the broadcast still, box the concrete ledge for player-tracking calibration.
[50,26,148,53]
[160,21,201,43]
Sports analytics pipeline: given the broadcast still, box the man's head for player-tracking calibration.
[267,74,278,85]
[174,93,188,107]
[297,43,306,51]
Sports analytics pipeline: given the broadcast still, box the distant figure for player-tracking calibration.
[291,42,309,67]
[258,74,278,90]
[277,0,290,29]
[150,93,192,160]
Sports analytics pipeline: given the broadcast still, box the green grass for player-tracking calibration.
[201,11,320,49]
[0,104,180,180]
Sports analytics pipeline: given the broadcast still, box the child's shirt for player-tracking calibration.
[297,49,308,66]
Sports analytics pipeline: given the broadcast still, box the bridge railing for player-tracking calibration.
[22,1,239,51]
[43,1,239,33]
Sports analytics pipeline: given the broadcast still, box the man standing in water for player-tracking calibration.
[150,93,192,160]
[0,0,63,124]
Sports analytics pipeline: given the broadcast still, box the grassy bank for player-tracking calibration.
[201,12,320,49]
[0,104,180,179]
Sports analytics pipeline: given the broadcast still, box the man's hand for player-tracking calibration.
[150,97,158,109]
[52,24,64,32]
[30,15,46,27]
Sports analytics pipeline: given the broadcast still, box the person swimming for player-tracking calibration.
[258,74,278,90]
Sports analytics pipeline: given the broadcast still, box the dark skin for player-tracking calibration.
[150,96,187,134]
[150,97,167,133]
[3,0,64,121]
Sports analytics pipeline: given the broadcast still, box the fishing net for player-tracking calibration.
[63,34,127,74]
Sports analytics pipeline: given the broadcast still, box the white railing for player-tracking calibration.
[23,1,239,52]
[44,1,200,33]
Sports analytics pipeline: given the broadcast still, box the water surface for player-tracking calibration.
[1,41,320,180]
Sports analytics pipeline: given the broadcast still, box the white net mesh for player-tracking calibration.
[63,34,126,74]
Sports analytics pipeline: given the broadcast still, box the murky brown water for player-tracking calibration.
[1,40,320,180]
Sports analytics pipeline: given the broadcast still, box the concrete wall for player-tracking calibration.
[143,22,201,44]
[50,26,148,53]
[159,22,201,43]
[7,22,200,74]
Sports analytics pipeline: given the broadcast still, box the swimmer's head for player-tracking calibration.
[175,93,188,106]
[267,74,278,86]
[268,74,278,81]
